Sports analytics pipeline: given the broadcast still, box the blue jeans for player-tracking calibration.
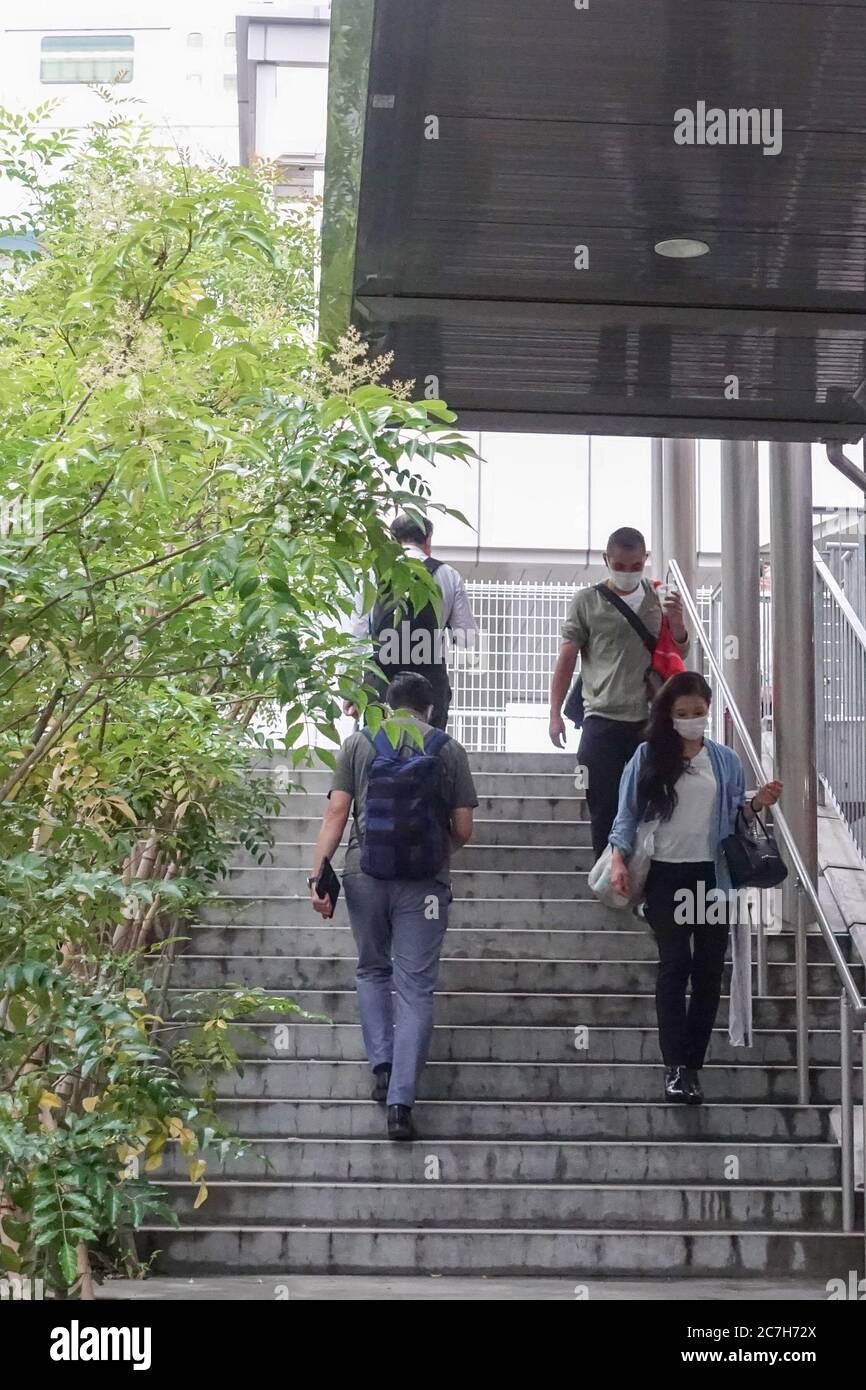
[342,873,451,1107]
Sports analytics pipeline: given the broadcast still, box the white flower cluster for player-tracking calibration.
[78,299,167,395]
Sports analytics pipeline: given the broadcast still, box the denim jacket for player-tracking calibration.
[609,737,746,892]
[608,737,754,1047]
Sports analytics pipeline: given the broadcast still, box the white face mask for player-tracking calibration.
[673,716,708,741]
[606,565,644,592]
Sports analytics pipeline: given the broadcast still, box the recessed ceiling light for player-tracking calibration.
[654,238,710,259]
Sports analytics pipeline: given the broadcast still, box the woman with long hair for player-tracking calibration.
[608,672,782,1104]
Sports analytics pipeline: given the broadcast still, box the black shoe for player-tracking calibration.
[681,1067,704,1105]
[387,1105,414,1141]
[664,1066,689,1103]
[371,1065,391,1104]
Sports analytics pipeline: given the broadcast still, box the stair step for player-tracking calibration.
[162,1137,842,1184]
[170,954,858,997]
[214,868,593,899]
[137,1227,864,1278]
[249,817,592,846]
[196,898,621,927]
[250,751,578,775]
[193,1021,852,1067]
[166,988,846,1029]
[273,794,587,821]
[213,1099,839,1141]
[227,844,597,871]
[250,769,584,799]
[156,1180,852,1230]
[204,1059,861,1104]
[183,924,851,965]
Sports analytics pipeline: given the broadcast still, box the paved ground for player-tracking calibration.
[97,1274,836,1301]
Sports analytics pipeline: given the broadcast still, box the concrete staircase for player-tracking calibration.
[140,751,865,1280]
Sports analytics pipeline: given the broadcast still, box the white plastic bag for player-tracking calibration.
[627,819,658,903]
[587,844,630,909]
[588,820,657,910]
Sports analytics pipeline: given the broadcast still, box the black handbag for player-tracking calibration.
[721,808,789,890]
[563,675,585,727]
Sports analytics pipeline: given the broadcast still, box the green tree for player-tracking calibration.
[0,98,474,1295]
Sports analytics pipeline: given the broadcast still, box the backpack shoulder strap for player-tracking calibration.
[424,556,445,575]
[423,728,450,757]
[366,727,397,758]
[596,583,656,655]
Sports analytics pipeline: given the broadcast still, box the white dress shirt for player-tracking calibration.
[348,544,478,650]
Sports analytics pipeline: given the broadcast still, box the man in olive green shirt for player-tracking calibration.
[549,527,689,859]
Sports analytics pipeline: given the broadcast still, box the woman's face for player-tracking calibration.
[670,694,710,722]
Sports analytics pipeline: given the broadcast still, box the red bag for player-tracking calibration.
[651,615,686,681]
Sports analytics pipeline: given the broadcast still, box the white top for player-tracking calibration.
[611,581,645,613]
[651,745,717,863]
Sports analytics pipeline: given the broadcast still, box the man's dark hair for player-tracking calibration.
[386,672,435,714]
[606,526,646,552]
[391,513,433,546]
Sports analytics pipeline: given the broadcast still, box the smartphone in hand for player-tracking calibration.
[314,857,341,919]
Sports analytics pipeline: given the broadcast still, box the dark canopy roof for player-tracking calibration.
[321,0,866,441]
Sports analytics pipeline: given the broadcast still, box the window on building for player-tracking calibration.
[187,32,203,48]
[186,73,202,87]
[40,34,134,84]
[225,31,236,49]
[224,73,237,93]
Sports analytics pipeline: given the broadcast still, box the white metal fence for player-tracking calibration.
[450,581,716,753]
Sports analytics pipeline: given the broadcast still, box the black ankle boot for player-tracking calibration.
[371,1064,391,1103]
[664,1066,688,1102]
[387,1104,414,1141]
[681,1067,704,1105]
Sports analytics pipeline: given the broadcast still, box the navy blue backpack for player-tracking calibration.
[360,727,450,880]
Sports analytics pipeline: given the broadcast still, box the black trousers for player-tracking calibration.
[364,664,452,730]
[576,714,646,860]
[644,860,730,1071]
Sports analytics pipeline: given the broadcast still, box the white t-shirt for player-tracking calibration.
[652,745,717,863]
[612,582,645,612]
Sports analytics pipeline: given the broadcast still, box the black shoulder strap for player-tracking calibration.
[596,581,656,655]
[423,727,450,756]
[422,555,451,629]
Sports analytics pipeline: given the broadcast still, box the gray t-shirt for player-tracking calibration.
[329,719,479,884]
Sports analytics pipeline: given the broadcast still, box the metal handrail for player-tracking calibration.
[813,546,866,650]
[671,558,866,1239]
[669,558,866,1021]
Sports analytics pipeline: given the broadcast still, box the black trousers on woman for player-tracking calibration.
[643,860,729,1071]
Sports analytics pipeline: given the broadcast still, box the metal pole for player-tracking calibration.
[795,885,810,1105]
[720,440,762,760]
[662,438,697,665]
[722,441,765,992]
[651,438,665,581]
[755,894,769,999]
[768,442,818,922]
[840,993,855,1232]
